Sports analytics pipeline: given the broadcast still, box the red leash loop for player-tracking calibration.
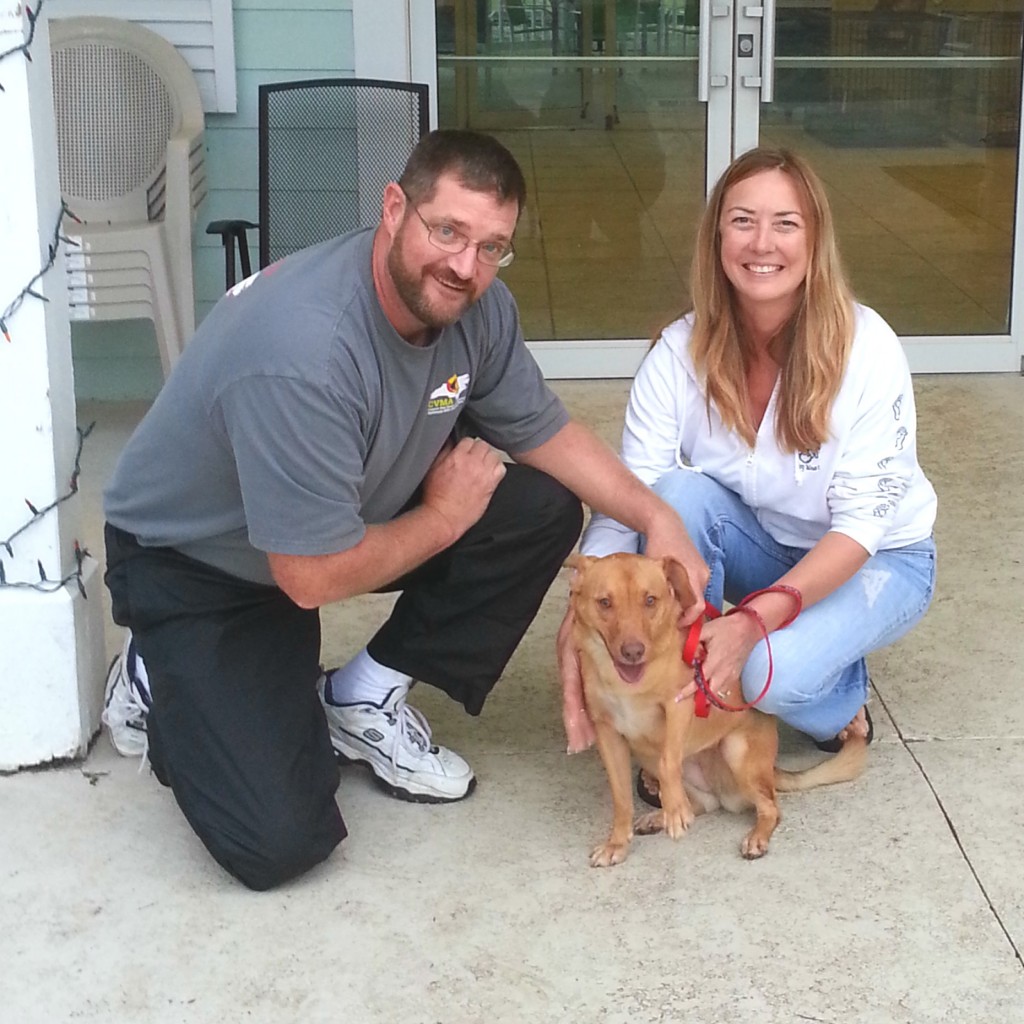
[737,583,802,628]
[682,584,802,717]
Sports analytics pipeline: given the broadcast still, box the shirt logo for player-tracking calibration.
[225,260,280,298]
[427,373,470,416]
[228,272,260,298]
[797,449,820,472]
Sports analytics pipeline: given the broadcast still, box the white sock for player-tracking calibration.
[327,647,412,707]
[125,634,151,705]
[130,646,150,693]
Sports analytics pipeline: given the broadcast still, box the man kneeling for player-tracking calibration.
[102,129,705,890]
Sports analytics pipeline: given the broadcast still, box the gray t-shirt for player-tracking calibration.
[104,229,569,584]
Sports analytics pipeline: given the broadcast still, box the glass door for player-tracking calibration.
[729,0,1023,348]
[436,1,708,344]
[431,1,1024,372]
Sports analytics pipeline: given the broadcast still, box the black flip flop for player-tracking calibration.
[636,768,662,808]
[814,706,874,754]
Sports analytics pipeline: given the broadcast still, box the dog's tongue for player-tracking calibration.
[615,661,645,685]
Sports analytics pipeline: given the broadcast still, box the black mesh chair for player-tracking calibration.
[208,78,429,287]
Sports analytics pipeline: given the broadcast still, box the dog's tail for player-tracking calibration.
[773,734,868,793]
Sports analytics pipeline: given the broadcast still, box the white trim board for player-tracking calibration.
[353,0,437,126]
[527,336,1024,379]
[46,0,236,112]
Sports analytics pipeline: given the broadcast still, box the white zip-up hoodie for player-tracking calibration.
[582,304,938,557]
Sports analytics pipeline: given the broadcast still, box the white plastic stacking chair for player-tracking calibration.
[49,16,207,378]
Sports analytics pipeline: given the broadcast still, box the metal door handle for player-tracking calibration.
[739,3,775,100]
[761,0,776,102]
[699,0,731,102]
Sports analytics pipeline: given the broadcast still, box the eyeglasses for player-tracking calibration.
[402,190,516,268]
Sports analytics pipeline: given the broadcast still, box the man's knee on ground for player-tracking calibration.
[211,807,345,892]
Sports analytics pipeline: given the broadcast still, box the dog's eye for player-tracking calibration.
[598,597,612,609]
[645,594,657,607]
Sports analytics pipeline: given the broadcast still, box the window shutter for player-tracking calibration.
[46,0,237,113]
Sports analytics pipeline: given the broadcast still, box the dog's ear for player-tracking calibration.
[564,553,593,595]
[661,557,697,608]
[564,554,593,572]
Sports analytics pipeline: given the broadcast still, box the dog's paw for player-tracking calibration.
[662,806,695,840]
[633,810,664,835]
[590,840,630,867]
[740,831,770,859]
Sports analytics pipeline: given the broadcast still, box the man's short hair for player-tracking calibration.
[399,129,527,214]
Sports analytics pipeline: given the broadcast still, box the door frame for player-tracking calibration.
[356,0,1024,377]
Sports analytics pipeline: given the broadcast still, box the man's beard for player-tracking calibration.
[387,231,477,329]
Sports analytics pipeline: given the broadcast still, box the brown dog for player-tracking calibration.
[567,552,867,867]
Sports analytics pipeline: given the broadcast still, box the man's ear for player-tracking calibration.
[381,181,406,235]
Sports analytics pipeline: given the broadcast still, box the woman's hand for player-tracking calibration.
[693,612,763,703]
[557,605,596,753]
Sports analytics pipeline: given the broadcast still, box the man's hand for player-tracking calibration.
[557,605,596,754]
[268,438,505,609]
[422,437,506,541]
[510,422,708,622]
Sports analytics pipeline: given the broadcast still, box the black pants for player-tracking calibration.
[104,465,582,890]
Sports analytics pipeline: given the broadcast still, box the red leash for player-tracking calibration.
[682,585,802,717]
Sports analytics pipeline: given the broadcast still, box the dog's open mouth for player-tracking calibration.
[614,661,646,685]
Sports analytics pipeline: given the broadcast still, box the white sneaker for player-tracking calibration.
[318,674,475,803]
[101,633,152,758]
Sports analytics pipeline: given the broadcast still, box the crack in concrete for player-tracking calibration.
[876,689,1024,972]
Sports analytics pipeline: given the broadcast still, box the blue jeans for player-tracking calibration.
[648,469,937,741]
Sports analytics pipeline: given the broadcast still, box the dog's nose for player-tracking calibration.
[620,641,645,664]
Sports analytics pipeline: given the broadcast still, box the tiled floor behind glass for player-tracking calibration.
[495,126,1015,343]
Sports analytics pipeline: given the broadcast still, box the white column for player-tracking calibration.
[353,0,438,123]
[352,0,439,221]
[0,5,104,770]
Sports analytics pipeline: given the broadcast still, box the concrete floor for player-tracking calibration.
[3,374,1023,1023]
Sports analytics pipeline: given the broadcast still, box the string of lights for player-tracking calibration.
[0,1,44,93]
[1,199,78,343]
[0,422,95,598]
[1,0,92,601]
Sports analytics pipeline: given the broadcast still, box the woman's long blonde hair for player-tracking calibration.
[688,147,855,452]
